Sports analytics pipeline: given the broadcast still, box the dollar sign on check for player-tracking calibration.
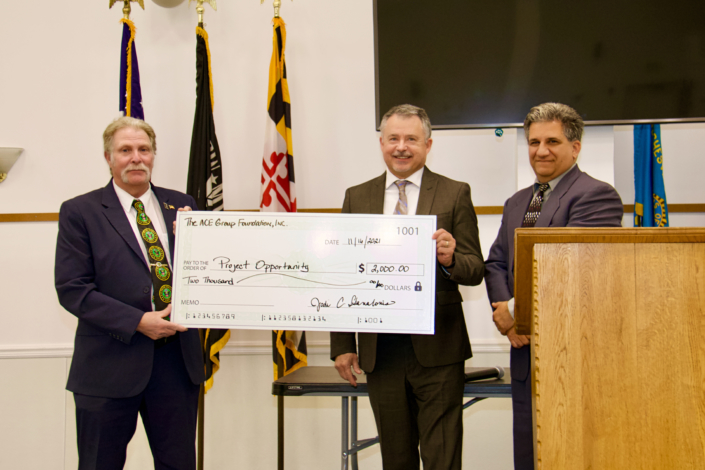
[358,263,365,273]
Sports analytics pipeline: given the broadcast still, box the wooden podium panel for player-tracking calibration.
[514,229,705,470]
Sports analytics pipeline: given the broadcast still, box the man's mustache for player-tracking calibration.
[121,163,151,182]
[123,163,150,173]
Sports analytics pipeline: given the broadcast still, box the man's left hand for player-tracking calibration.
[432,229,455,267]
[173,206,193,233]
[507,327,530,349]
[491,301,514,335]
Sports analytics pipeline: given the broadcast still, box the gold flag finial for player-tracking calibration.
[260,0,291,18]
[189,0,217,25]
[109,0,145,20]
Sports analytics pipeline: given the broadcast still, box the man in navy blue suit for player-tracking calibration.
[484,103,623,470]
[55,117,205,470]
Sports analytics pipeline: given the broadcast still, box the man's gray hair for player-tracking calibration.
[380,104,432,140]
[103,116,157,155]
[523,102,584,142]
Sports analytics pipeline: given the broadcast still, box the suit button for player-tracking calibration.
[143,287,150,294]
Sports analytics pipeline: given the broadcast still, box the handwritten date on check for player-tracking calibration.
[171,212,437,334]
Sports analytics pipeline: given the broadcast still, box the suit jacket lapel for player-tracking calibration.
[508,188,533,273]
[370,173,386,214]
[535,165,582,228]
[101,180,147,266]
[416,166,438,215]
[152,185,178,264]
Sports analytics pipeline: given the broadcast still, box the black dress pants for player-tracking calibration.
[511,344,534,470]
[73,336,200,470]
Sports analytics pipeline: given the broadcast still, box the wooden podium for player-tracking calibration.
[514,228,705,470]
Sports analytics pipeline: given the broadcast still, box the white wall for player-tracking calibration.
[1,1,704,469]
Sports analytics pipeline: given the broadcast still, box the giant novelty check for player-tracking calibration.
[171,212,437,334]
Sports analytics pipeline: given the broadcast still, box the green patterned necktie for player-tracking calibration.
[132,199,172,318]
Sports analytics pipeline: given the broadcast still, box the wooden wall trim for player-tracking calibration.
[0,213,59,222]
[623,203,705,213]
[2,204,703,222]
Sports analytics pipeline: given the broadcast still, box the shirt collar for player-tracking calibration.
[385,166,425,190]
[112,179,153,213]
[534,163,576,192]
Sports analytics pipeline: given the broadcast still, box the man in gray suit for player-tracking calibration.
[484,103,624,469]
[331,104,485,470]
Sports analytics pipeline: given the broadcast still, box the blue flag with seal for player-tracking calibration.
[119,18,144,120]
[634,124,668,227]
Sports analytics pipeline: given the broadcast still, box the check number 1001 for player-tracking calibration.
[397,227,419,235]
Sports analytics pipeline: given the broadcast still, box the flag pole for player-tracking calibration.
[260,0,292,19]
[190,0,218,26]
[194,6,205,462]
[270,4,284,467]
[188,3,220,470]
[122,1,131,19]
[275,8,284,463]
[197,330,205,470]
[108,0,145,19]
[277,353,285,470]
[259,3,301,467]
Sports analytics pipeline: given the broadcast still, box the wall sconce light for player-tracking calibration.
[0,148,23,183]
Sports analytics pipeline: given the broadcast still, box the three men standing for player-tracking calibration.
[55,117,204,470]
[331,104,485,470]
[484,102,624,469]
[56,103,624,470]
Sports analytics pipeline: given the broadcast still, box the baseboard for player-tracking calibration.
[0,338,510,359]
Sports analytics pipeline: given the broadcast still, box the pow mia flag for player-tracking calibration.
[187,27,224,212]
[187,26,228,392]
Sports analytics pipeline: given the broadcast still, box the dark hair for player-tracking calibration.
[524,102,583,142]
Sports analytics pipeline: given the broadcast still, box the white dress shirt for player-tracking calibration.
[383,167,425,215]
[112,181,171,309]
[112,180,172,267]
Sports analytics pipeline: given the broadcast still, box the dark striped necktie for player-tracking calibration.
[393,180,409,215]
[521,183,550,227]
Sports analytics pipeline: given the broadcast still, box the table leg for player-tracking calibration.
[351,397,358,470]
[463,397,487,410]
[278,395,284,470]
[348,396,379,464]
[342,396,349,470]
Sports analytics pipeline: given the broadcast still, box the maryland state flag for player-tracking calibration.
[261,18,296,213]
[187,26,228,392]
[634,124,669,227]
[260,18,307,379]
[119,18,144,119]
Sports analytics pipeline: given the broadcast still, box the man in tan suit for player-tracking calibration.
[330,104,484,470]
